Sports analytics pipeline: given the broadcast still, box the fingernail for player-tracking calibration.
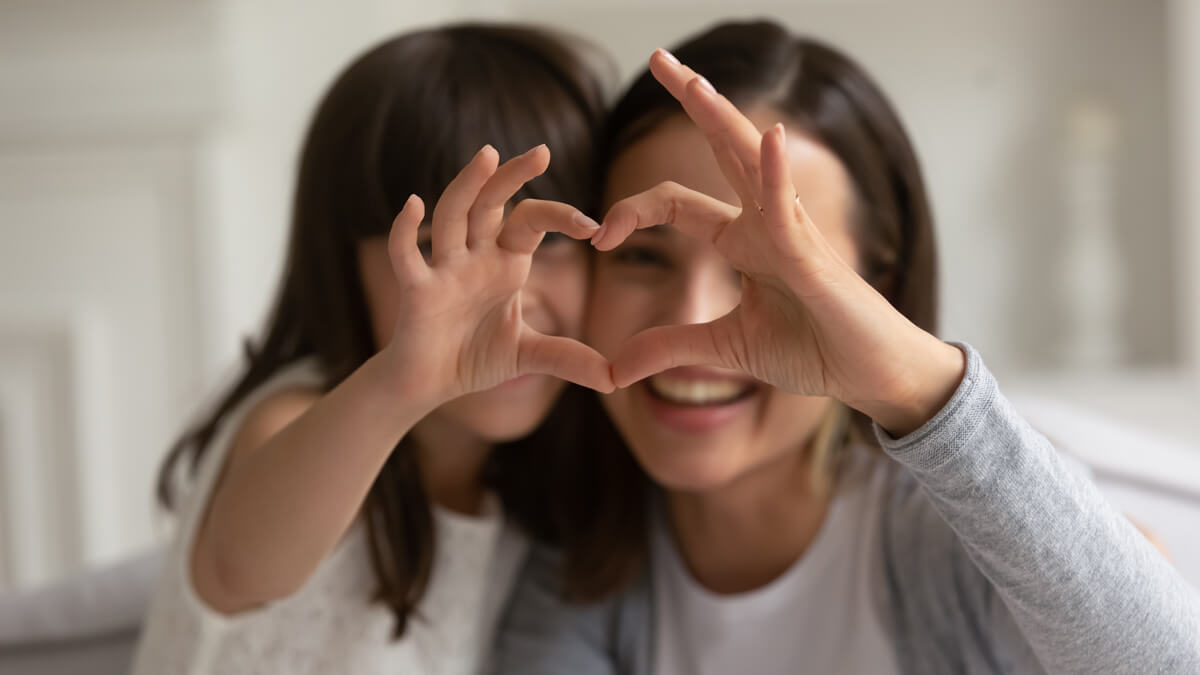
[775,122,786,142]
[525,143,548,156]
[658,48,680,65]
[696,76,716,94]
[476,144,494,157]
[573,212,601,230]
[590,224,607,244]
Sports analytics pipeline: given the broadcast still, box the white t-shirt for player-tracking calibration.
[651,450,900,675]
[132,360,527,675]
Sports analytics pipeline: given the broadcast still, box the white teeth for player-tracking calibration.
[647,375,750,406]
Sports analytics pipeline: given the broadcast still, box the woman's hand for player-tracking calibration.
[383,144,614,408]
[594,50,963,437]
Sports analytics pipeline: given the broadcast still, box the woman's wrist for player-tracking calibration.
[852,339,966,438]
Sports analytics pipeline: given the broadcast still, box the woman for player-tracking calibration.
[133,24,612,674]
[492,22,1200,674]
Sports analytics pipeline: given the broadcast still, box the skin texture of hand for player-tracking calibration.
[593,50,963,437]
[380,144,614,407]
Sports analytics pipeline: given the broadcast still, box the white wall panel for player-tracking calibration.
[0,0,219,589]
[0,319,81,589]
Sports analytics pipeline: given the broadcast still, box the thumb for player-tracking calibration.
[517,330,615,393]
[609,317,744,388]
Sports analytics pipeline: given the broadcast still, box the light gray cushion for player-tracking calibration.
[0,548,163,675]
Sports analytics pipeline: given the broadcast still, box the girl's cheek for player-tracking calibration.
[588,288,655,349]
[532,247,588,298]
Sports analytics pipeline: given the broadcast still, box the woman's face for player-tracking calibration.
[359,231,587,443]
[592,109,861,492]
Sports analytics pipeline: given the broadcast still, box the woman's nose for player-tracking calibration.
[668,266,740,326]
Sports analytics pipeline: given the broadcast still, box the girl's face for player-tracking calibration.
[359,232,587,443]
[592,109,861,492]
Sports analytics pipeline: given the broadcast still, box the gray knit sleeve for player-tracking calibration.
[875,343,1200,674]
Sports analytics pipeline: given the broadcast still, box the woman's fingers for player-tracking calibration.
[497,199,600,254]
[431,145,499,262]
[761,124,801,233]
[650,50,764,200]
[467,144,550,248]
[517,330,615,393]
[387,194,427,281]
[647,48,698,101]
[609,316,743,388]
[594,181,739,251]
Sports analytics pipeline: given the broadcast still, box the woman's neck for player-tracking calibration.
[665,450,833,594]
[408,415,492,516]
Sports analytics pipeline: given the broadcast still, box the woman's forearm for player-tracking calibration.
[879,343,1200,674]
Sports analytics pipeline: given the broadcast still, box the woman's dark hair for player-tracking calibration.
[156,23,609,637]
[553,19,940,600]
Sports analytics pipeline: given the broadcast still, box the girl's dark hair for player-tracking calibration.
[156,24,608,637]
[554,19,940,600]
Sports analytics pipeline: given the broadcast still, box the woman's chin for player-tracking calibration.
[634,446,748,495]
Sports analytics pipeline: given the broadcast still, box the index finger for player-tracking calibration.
[649,49,764,199]
[595,180,739,251]
[467,144,550,247]
[497,199,602,254]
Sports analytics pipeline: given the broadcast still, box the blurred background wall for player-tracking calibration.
[0,0,1197,590]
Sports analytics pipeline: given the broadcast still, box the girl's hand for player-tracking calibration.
[383,144,613,408]
[594,50,963,437]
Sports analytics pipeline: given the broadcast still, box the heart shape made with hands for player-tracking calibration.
[385,48,963,437]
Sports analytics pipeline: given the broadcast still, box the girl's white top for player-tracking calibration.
[131,360,528,675]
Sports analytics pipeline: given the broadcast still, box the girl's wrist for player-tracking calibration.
[361,351,446,428]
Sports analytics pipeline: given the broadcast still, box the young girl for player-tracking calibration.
[132,24,612,674]
[492,22,1200,674]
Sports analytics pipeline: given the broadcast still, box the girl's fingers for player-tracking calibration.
[467,144,551,248]
[594,181,739,251]
[517,330,615,393]
[608,317,740,388]
[387,194,427,280]
[497,199,601,254]
[431,145,499,262]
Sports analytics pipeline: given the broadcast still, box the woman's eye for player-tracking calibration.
[611,245,669,268]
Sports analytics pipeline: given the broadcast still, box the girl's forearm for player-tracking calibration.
[194,353,436,612]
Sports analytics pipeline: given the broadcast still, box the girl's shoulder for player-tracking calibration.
[223,374,323,476]
[197,359,327,480]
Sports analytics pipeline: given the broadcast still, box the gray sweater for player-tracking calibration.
[491,344,1200,674]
